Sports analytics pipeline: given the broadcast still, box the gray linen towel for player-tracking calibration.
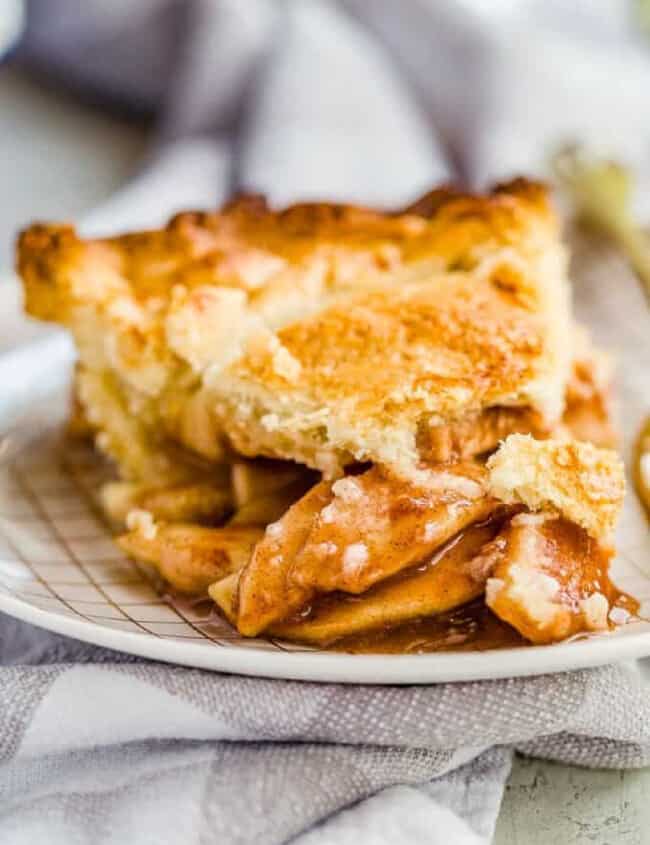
[2,2,650,842]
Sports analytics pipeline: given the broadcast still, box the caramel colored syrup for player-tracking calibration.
[332,599,526,654]
[324,518,640,655]
[330,583,639,655]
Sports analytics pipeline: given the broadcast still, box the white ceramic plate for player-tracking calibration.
[1,391,650,684]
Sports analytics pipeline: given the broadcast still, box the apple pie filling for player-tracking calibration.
[115,439,630,652]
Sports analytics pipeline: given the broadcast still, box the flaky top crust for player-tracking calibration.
[18,178,557,326]
[17,179,570,476]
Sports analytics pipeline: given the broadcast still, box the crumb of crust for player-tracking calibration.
[125,508,157,541]
[489,564,561,628]
[272,345,302,382]
[164,285,251,373]
[422,521,436,543]
[487,434,624,543]
[332,477,364,503]
[342,542,369,575]
[315,541,338,558]
[314,450,344,480]
[265,520,284,539]
[485,577,505,605]
[580,592,609,631]
[320,503,337,524]
[510,511,558,527]
[245,329,302,384]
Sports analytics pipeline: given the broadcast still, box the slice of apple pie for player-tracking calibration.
[16,179,630,651]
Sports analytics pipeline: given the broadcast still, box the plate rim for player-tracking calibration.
[3,587,650,684]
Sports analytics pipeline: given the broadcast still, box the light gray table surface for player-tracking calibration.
[0,65,647,845]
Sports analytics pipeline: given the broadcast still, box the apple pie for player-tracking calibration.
[16,179,630,651]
